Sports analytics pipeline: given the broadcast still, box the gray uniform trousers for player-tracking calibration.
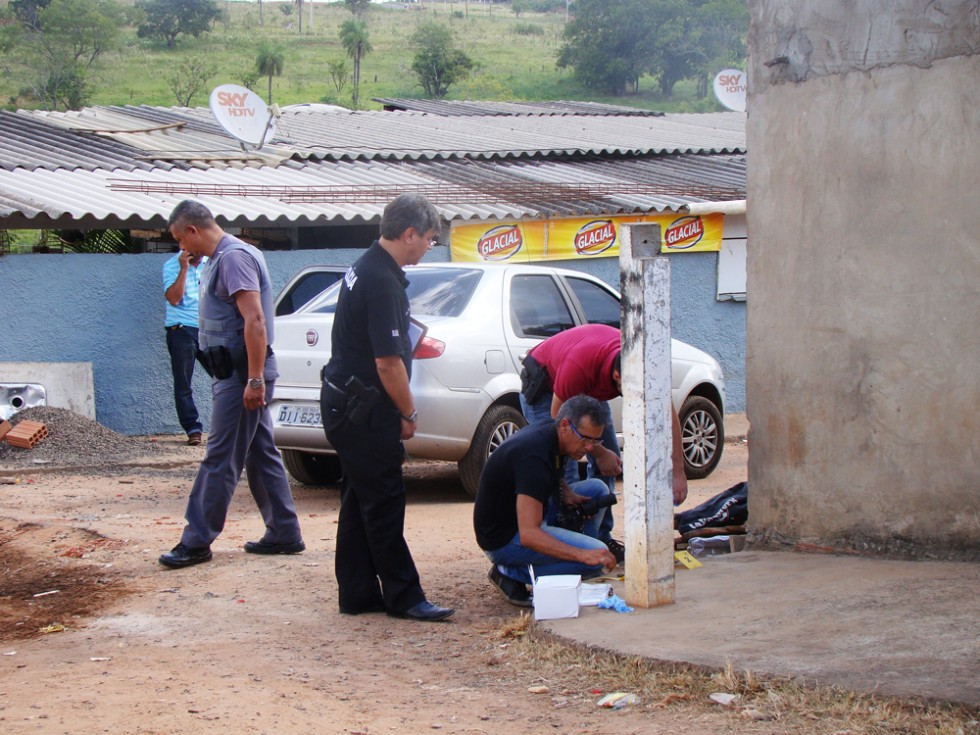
[179,375,302,548]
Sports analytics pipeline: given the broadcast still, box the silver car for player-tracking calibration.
[271,262,725,496]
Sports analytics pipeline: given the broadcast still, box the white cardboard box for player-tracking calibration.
[531,571,581,621]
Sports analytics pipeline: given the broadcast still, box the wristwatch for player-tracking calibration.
[401,409,418,423]
[247,377,265,390]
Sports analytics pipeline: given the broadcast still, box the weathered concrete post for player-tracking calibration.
[619,223,675,608]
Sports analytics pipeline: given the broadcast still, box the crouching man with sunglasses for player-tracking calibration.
[473,395,618,607]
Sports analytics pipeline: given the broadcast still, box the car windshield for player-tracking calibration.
[300,267,483,318]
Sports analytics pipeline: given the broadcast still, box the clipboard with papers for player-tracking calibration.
[408,317,428,355]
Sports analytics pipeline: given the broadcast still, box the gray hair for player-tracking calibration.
[380,193,440,240]
[555,394,606,429]
[168,200,215,231]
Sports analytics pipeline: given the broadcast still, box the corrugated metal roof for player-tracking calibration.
[0,103,745,230]
[0,110,173,173]
[22,107,288,171]
[10,106,744,171]
[0,153,745,229]
[268,109,745,161]
[372,98,666,117]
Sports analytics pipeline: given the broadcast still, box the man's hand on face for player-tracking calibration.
[178,249,201,268]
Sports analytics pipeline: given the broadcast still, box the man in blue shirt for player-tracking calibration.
[163,249,207,445]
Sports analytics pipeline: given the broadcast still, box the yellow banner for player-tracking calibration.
[450,213,723,263]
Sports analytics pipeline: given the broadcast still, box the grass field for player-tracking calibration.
[0,1,719,112]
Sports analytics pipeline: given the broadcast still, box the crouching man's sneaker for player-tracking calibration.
[159,543,212,569]
[488,565,533,608]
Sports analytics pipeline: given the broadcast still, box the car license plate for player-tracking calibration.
[276,404,322,427]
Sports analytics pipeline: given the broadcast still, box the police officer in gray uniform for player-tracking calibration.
[159,200,304,569]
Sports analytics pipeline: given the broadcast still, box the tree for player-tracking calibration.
[557,0,748,98]
[327,57,350,95]
[344,0,371,17]
[16,0,123,110]
[339,18,371,109]
[136,0,223,49]
[10,0,52,31]
[168,54,217,107]
[410,22,474,99]
[255,42,285,104]
[557,0,659,96]
[35,0,122,66]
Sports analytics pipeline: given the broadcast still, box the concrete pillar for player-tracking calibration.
[619,224,675,607]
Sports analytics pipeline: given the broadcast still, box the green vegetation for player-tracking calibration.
[135,0,223,49]
[410,21,473,99]
[558,0,748,97]
[255,40,286,103]
[0,1,745,112]
[338,16,371,108]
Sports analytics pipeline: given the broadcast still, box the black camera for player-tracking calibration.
[554,492,617,533]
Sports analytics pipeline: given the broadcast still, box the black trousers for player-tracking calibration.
[322,387,425,614]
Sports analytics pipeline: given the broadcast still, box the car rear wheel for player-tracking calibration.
[679,395,724,480]
[282,449,343,486]
[458,404,527,498]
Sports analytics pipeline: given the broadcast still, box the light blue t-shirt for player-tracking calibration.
[162,254,207,328]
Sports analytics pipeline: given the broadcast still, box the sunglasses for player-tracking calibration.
[569,422,603,447]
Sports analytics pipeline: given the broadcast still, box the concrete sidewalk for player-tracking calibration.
[542,550,980,707]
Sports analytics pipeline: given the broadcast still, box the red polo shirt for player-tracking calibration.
[528,324,621,402]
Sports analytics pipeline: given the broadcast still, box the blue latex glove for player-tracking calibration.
[597,593,634,613]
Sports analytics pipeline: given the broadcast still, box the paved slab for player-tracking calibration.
[542,550,980,706]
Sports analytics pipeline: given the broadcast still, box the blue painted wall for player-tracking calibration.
[0,248,744,435]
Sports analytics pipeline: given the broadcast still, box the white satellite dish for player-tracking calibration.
[209,84,279,148]
[713,69,747,112]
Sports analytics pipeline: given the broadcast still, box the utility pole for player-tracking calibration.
[619,223,676,608]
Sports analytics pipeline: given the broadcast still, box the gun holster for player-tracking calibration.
[520,355,552,404]
[343,375,381,425]
[198,345,248,381]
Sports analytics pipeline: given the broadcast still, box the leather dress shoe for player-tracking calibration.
[159,543,212,569]
[390,600,455,622]
[243,538,306,555]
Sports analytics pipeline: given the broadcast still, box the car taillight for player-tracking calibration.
[414,336,445,360]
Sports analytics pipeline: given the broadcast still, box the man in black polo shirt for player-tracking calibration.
[319,193,454,622]
[474,394,618,607]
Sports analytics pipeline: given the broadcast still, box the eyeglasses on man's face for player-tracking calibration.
[569,421,603,447]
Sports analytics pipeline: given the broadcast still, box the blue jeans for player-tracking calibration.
[485,478,611,585]
[166,325,203,436]
[519,392,619,541]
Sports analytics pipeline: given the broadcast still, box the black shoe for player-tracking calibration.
[159,543,212,569]
[339,602,387,615]
[187,432,203,446]
[390,600,455,622]
[605,538,625,564]
[243,538,306,555]
[488,566,533,607]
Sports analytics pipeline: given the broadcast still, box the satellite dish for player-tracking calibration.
[713,69,747,112]
[209,84,279,148]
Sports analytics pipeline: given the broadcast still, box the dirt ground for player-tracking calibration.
[0,429,972,734]
[0,424,760,735]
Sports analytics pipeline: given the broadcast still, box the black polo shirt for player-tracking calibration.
[324,241,412,400]
[473,421,563,551]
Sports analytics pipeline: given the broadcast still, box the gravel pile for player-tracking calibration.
[0,406,180,470]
